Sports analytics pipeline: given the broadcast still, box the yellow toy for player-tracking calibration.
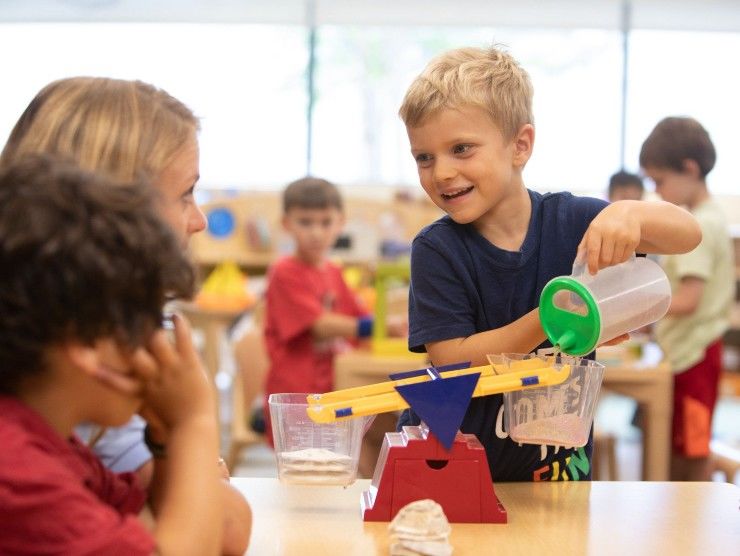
[195,261,256,311]
[303,356,573,524]
[371,261,417,357]
[307,358,571,423]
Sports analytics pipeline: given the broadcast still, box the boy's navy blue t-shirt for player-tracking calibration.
[402,189,607,482]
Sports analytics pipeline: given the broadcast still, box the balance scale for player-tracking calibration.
[307,358,573,523]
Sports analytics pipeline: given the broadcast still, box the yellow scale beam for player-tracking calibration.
[307,361,571,424]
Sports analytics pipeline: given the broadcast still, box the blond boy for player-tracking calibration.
[398,46,701,481]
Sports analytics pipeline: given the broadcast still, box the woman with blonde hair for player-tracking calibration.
[0,76,251,554]
[1,77,206,241]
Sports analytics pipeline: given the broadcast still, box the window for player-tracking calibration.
[0,23,308,190]
[2,16,738,198]
[625,30,740,195]
[311,26,622,195]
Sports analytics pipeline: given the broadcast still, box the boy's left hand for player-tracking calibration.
[577,202,641,274]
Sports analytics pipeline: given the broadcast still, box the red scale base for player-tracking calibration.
[361,425,507,523]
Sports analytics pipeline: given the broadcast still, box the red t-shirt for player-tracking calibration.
[0,396,155,555]
[264,256,366,396]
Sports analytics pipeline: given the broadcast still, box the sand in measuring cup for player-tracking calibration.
[509,413,589,446]
[508,345,589,446]
[277,448,356,485]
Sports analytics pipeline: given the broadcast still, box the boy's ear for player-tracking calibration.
[512,124,535,167]
[63,342,101,379]
[682,158,701,179]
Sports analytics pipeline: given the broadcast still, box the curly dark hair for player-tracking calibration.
[0,154,195,393]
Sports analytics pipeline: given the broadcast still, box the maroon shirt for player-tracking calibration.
[0,396,155,555]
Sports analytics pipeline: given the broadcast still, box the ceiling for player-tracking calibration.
[1,1,739,32]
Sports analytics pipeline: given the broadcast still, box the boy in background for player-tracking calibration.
[640,116,734,481]
[398,46,702,481]
[0,155,231,554]
[608,170,645,202]
[263,177,400,476]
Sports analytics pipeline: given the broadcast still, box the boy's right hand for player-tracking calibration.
[577,201,641,274]
[132,314,215,432]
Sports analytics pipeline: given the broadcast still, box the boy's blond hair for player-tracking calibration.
[399,45,534,140]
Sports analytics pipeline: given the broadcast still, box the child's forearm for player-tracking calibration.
[148,416,223,556]
[220,482,252,555]
[425,309,545,367]
[666,276,705,316]
[311,312,365,340]
[627,200,702,254]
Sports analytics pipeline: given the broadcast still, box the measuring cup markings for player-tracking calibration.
[534,390,566,419]
[269,393,369,485]
[504,360,604,447]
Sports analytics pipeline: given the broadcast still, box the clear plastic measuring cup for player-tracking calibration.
[268,393,374,486]
[539,255,671,356]
[494,353,605,447]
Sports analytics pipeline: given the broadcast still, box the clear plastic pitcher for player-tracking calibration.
[268,393,374,486]
[539,255,671,356]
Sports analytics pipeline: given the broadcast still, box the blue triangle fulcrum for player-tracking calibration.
[395,372,480,451]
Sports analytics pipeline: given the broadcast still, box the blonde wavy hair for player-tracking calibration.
[0,77,199,182]
[399,45,534,140]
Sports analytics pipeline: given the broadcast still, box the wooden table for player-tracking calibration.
[597,346,673,481]
[335,348,673,480]
[334,351,428,390]
[233,478,740,555]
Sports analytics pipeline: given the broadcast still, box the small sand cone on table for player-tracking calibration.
[388,499,453,556]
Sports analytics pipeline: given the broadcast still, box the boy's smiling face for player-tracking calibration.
[407,105,532,227]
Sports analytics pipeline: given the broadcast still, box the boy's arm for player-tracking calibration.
[147,458,251,556]
[424,309,628,366]
[666,276,705,316]
[220,481,253,555]
[146,419,222,556]
[579,200,701,274]
[425,308,545,367]
[135,316,224,556]
[311,313,366,340]
[311,268,376,341]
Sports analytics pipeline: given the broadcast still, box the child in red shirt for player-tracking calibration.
[263,178,369,434]
[262,177,406,476]
[0,156,235,555]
